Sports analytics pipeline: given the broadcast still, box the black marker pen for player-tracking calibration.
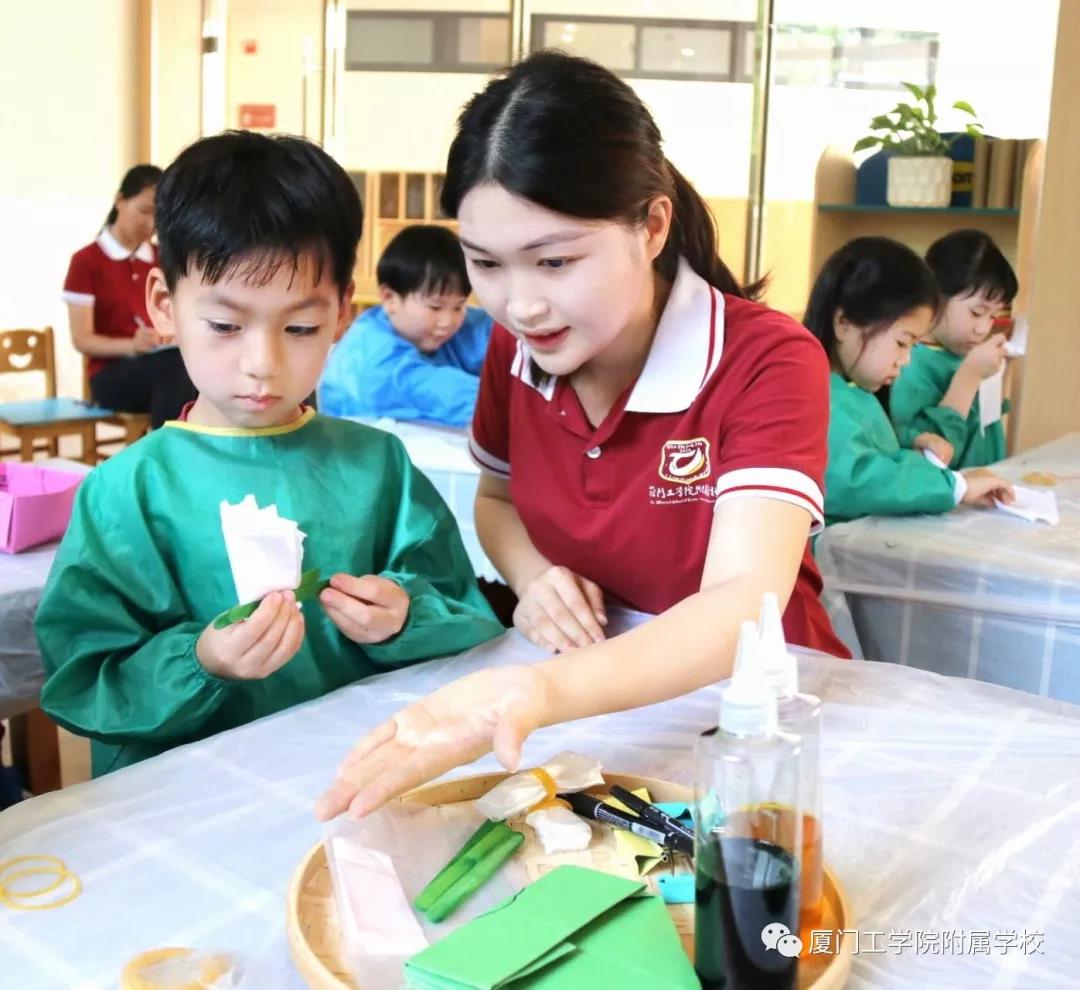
[560,791,677,848]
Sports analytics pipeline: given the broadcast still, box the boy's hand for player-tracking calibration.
[913,432,955,466]
[196,590,305,679]
[962,335,1008,379]
[961,468,1015,507]
[320,574,409,644]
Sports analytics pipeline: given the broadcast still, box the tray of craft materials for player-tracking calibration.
[287,766,853,990]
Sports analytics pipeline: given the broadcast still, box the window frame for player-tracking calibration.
[345,10,511,73]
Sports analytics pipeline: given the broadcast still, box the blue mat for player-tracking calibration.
[0,398,115,426]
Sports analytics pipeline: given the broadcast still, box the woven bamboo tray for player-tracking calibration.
[287,772,853,989]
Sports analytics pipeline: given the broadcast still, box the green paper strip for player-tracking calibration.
[414,819,500,913]
[424,828,524,923]
[212,568,329,629]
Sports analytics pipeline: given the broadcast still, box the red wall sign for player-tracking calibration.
[239,104,276,129]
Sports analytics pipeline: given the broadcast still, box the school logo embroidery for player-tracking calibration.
[658,437,711,486]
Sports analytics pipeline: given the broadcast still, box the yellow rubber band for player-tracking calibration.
[0,873,81,911]
[530,767,558,801]
[0,855,81,911]
[121,947,231,990]
[528,797,571,813]
[0,854,67,880]
[0,867,67,900]
[525,767,563,814]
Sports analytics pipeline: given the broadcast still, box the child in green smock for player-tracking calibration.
[890,230,1018,468]
[35,133,503,776]
[802,236,1013,526]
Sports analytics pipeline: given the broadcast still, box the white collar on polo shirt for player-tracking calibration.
[624,257,726,413]
[514,258,725,412]
[98,227,154,264]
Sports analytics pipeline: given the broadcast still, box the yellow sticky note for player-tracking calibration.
[602,788,664,877]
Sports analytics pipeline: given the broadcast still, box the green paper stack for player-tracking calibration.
[405,865,699,989]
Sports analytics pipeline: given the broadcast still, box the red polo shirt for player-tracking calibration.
[62,229,156,379]
[470,260,848,657]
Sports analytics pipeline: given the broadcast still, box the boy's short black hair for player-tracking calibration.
[155,131,362,294]
[376,225,470,299]
[925,230,1018,305]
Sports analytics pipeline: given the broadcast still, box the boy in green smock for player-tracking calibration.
[35,132,503,776]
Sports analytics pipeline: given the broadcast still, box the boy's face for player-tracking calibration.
[381,287,468,354]
[934,289,1005,356]
[147,253,353,428]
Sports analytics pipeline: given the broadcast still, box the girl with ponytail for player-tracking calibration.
[803,236,1012,524]
[63,163,197,427]
[318,51,849,823]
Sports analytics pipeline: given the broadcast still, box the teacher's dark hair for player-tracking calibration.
[106,164,163,227]
[441,50,758,298]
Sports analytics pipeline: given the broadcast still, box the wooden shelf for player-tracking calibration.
[818,204,1019,217]
[351,170,456,298]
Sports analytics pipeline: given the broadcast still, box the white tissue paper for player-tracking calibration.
[994,485,1060,525]
[219,494,305,603]
[1005,316,1028,357]
[525,805,594,854]
[475,751,605,821]
[979,367,1005,431]
[325,803,528,990]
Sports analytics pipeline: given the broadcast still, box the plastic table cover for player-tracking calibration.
[816,433,1080,702]
[1,610,1078,989]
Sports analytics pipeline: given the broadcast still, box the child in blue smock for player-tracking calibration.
[803,237,1013,525]
[319,225,492,426]
[889,230,1017,468]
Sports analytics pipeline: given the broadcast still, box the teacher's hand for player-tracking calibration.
[132,323,161,354]
[514,565,607,653]
[315,664,550,821]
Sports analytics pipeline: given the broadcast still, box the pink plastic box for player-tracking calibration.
[0,463,84,553]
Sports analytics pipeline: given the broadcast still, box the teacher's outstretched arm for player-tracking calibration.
[315,496,809,821]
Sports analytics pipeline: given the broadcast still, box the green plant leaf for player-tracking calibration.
[902,82,925,103]
[853,136,881,152]
[869,114,894,130]
[926,83,937,103]
[965,124,985,137]
[953,100,977,116]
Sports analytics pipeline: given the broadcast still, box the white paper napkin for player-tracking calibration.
[219,494,305,603]
[979,367,1005,432]
[994,484,1060,525]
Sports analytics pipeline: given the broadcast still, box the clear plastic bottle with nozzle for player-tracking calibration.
[694,621,803,990]
[758,591,824,931]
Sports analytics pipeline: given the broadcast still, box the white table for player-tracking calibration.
[349,418,498,583]
[817,434,1080,702]
[2,611,1078,989]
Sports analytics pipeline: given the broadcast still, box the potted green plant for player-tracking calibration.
[854,83,984,208]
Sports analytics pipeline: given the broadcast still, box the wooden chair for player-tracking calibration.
[0,327,58,458]
[8,707,62,795]
[81,358,151,460]
[0,327,116,465]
